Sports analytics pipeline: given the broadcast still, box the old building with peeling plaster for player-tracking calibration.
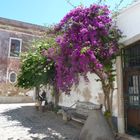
[0,17,46,96]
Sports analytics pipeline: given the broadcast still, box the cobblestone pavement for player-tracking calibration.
[0,103,82,140]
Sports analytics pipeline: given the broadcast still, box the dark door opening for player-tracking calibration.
[124,71,140,136]
[123,42,140,137]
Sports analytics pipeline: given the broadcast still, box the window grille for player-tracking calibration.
[123,44,140,69]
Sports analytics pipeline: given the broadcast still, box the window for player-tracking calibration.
[9,38,22,58]
[9,72,17,83]
[123,43,140,69]
[128,75,140,106]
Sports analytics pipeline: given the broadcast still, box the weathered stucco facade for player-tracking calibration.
[48,1,140,138]
[0,17,46,96]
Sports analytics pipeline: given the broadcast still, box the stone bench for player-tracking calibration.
[71,101,102,124]
[58,101,102,124]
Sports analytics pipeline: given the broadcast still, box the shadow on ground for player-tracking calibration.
[1,104,82,140]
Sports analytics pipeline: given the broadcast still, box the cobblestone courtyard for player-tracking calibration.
[0,103,82,140]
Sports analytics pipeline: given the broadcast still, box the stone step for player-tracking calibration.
[71,116,85,124]
[71,112,87,120]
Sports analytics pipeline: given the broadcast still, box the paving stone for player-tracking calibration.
[0,103,81,140]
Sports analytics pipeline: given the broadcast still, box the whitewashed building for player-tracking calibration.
[52,0,140,139]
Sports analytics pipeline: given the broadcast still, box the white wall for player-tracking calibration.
[117,1,140,44]
[59,73,102,107]
[58,2,140,117]
[58,72,118,117]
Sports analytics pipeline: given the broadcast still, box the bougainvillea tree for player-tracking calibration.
[55,4,122,116]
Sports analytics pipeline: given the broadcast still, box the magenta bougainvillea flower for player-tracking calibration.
[53,4,122,92]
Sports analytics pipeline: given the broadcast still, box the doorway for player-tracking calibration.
[123,42,140,136]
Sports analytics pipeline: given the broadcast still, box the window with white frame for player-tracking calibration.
[9,71,17,83]
[9,38,22,58]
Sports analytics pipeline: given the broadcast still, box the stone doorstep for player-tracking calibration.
[117,133,140,140]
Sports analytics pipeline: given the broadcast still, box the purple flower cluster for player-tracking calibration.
[54,4,121,92]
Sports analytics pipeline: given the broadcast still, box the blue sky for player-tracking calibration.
[0,0,133,26]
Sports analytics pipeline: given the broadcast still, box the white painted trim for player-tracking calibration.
[9,71,17,84]
[8,37,22,58]
[119,0,140,15]
[120,33,140,47]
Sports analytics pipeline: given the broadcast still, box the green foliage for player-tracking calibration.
[17,36,56,89]
[53,106,62,114]
[104,110,112,119]
[80,47,90,54]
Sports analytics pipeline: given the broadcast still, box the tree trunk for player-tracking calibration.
[34,86,40,110]
[53,86,59,108]
[102,82,113,113]
[35,86,40,100]
[102,81,116,133]
[95,67,115,132]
